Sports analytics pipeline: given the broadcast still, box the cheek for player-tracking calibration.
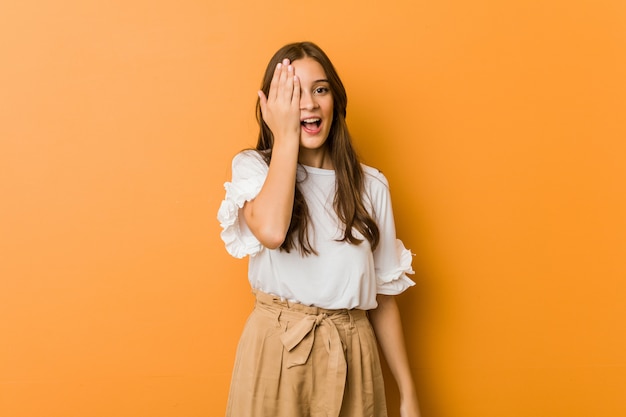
[325,101,334,119]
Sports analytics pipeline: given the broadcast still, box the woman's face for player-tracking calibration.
[292,57,334,167]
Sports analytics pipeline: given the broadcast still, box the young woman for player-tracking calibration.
[218,41,421,417]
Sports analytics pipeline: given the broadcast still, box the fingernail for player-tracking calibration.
[277,63,282,69]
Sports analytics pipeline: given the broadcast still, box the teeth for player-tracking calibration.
[302,118,320,123]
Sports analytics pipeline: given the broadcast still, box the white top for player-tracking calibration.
[217,150,415,310]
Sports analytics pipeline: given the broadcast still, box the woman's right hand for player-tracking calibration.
[258,58,301,147]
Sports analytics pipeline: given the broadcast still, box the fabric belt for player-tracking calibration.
[254,290,363,417]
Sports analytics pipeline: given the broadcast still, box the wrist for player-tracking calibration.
[400,388,417,401]
[397,376,417,401]
[272,134,300,151]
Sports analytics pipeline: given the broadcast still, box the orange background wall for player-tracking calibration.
[1,1,625,416]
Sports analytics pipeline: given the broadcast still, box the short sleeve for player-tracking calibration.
[364,168,416,295]
[217,150,268,258]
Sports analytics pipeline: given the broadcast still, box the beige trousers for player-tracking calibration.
[225,290,388,417]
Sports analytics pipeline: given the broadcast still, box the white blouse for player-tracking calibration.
[217,150,415,310]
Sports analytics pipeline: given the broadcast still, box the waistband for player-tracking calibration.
[253,289,366,320]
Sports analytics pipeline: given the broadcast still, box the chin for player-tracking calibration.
[300,135,328,149]
[300,141,327,151]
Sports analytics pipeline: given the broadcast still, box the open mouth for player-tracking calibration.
[300,118,321,129]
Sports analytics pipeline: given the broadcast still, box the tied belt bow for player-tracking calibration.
[280,311,348,417]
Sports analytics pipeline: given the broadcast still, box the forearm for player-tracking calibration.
[369,294,421,415]
[243,140,299,248]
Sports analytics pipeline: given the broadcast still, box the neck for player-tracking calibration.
[299,147,333,169]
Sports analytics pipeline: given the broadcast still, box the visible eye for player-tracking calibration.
[313,86,330,95]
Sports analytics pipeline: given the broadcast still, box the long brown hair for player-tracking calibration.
[255,41,379,255]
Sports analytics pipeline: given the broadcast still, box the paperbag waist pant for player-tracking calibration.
[225,290,388,417]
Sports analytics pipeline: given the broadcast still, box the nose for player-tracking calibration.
[299,91,318,111]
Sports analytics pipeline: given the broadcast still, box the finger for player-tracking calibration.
[277,61,289,91]
[257,90,267,115]
[291,74,301,106]
[275,59,292,98]
[268,62,283,100]
[283,64,295,101]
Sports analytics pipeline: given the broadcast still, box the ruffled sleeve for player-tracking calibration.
[217,150,269,258]
[364,167,416,295]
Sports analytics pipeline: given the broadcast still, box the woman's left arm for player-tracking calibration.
[369,294,421,417]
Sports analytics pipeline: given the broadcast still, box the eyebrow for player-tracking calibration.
[314,79,330,84]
